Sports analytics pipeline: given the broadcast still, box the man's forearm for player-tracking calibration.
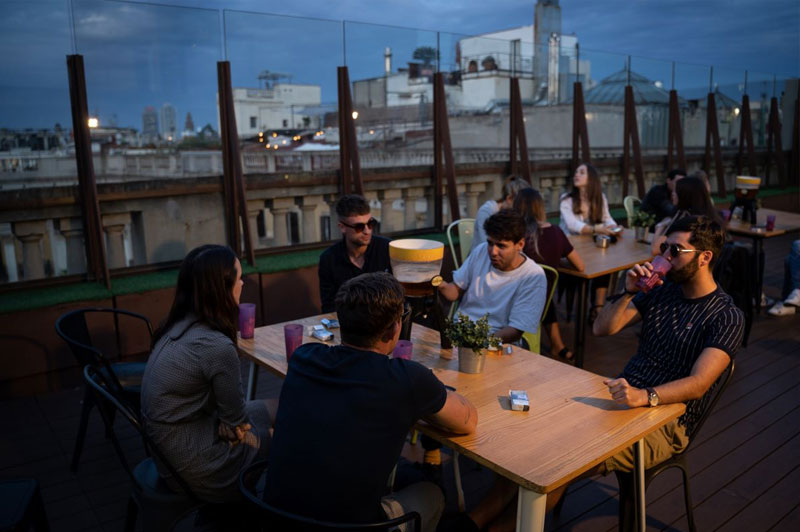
[495,326,522,344]
[438,281,461,302]
[593,292,635,336]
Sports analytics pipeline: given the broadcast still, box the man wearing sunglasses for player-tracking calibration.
[587,215,744,479]
[266,273,477,532]
[319,194,391,313]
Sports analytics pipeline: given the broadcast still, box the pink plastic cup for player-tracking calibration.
[720,209,731,222]
[766,214,776,231]
[238,303,256,339]
[392,340,413,360]
[283,324,304,361]
[635,255,672,293]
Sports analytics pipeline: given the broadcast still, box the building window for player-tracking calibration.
[250,116,257,128]
[282,119,288,127]
[321,215,331,241]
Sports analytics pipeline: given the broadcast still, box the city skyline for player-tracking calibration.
[1,0,797,132]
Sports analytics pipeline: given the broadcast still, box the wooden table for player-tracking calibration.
[558,229,654,367]
[726,208,800,312]
[238,315,685,532]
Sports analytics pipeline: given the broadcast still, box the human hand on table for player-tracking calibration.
[603,377,647,408]
[218,422,252,444]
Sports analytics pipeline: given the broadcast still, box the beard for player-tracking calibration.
[666,255,700,284]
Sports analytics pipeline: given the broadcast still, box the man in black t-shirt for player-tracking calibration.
[640,168,685,224]
[318,194,391,312]
[266,273,477,531]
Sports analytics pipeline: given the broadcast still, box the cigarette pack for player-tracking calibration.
[308,325,326,336]
[509,390,530,412]
[321,318,340,329]
[311,329,334,342]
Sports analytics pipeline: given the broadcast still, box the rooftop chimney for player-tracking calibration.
[384,47,392,75]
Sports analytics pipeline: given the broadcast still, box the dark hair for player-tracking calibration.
[675,177,722,225]
[666,215,725,266]
[667,168,686,181]
[483,208,527,243]
[335,194,370,218]
[512,188,546,257]
[498,175,531,202]
[153,245,240,345]
[335,272,405,348]
[568,163,604,223]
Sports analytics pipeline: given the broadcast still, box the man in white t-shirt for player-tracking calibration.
[439,209,547,343]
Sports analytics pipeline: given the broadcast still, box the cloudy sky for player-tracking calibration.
[1,0,797,131]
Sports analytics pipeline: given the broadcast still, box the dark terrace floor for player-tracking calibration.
[2,229,799,532]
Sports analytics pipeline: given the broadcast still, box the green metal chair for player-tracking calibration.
[521,264,558,353]
[623,195,642,228]
[446,218,475,269]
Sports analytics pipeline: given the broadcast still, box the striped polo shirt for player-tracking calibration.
[622,281,744,436]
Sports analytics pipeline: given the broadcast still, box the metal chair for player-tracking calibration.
[521,264,559,354]
[239,460,421,531]
[623,195,642,228]
[0,478,49,532]
[446,217,475,269]
[82,365,212,532]
[55,307,152,472]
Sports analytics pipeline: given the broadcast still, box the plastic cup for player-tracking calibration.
[283,324,303,361]
[238,303,256,339]
[720,209,731,222]
[392,340,413,360]
[766,214,776,231]
[635,255,672,293]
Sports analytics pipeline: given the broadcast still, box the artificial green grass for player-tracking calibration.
[0,282,112,314]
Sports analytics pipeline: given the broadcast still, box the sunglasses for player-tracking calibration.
[659,242,705,258]
[339,218,378,233]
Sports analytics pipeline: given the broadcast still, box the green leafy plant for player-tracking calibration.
[631,209,655,228]
[445,313,502,353]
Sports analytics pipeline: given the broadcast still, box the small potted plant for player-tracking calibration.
[445,313,502,374]
[631,209,655,242]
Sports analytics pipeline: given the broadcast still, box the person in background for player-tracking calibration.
[768,240,800,316]
[513,188,585,360]
[559,162,623,316]
[651,176,724,255]
[693,168,712,194]
[318,194,391,313]
[640,168,686,224]
[265,273,477,532]
[470,175,531,253]
[439,209,547,344]
[141,244,272,502]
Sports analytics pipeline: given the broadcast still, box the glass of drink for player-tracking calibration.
[392,340,413,360]
[635,255,672,294]
[766,214,776,231]
[238,303,256,339]
[283,324,304,361]
[720,209,731,222]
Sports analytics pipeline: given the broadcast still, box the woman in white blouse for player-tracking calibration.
[559,163,622,318]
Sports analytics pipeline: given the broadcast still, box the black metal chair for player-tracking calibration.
[83,365,215,532]
[0,478,49,532]
[238,460,421,532]
[55,307,152,472]
[616,361,735,532]
[713,242,753,345]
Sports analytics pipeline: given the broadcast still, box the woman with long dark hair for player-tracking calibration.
[514,188,584,360]
[141,245,271,502]
[651,176,722,254]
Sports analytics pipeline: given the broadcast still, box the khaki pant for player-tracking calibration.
[604,419,689,474]
[381,480,444,532]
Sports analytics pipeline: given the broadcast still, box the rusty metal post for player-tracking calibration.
[765,96,786,187]
[622,85,645,198]
[336,66,363,196]
[67,54,110,288]
[667,89,686,170]
[704,92,727,197]
[737,94,757,176]
[433,73,459,228]
[509,77,532,183]
[571,82,591,171]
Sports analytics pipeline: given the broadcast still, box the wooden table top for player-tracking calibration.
[726,208,800,239]
[559,229,654,279]
[238,315,685,494]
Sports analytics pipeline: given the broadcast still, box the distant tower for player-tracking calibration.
[184,112,195,132]
[534,0,561,90]
[142,106,158,139]
[159,103,177,141]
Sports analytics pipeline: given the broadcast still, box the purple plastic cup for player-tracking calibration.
[392,340,413,360]
[283,324,303,361]
[766,214,776,231]
[238,303,256,339]
[635,255,672,294]
[720,209,731,222]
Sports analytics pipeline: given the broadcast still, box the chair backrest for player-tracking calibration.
[685,360,735,444]
[57,307,153,394]
[446,218,475,269]
[623,196,641,227]
[521,264,559,353]
[239,460,421,532]
[83,365,200,502]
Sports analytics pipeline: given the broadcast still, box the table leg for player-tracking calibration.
[753,237,764,313]
[574,279,589,368]
[633,439,646,532]
[516,486,546,532]
[246,360,259,401]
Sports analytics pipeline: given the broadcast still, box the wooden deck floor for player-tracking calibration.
[1,232,799,531]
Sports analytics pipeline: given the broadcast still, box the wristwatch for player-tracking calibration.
[646,387,660,407]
